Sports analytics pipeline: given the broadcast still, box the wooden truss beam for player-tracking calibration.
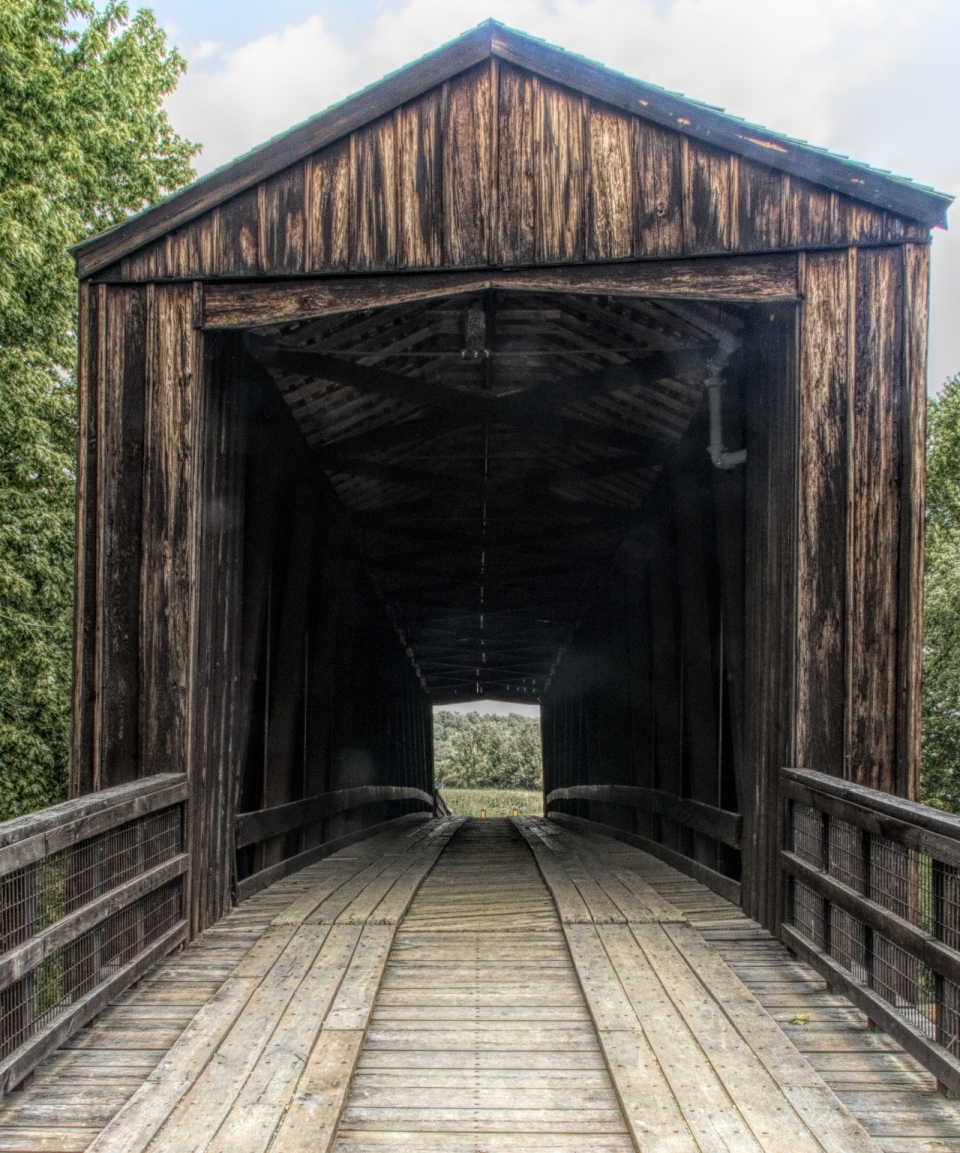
[203,256,800,329]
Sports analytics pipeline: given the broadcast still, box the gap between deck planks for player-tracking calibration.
[2,815,959,1151]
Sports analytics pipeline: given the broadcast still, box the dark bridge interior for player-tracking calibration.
[250,290,718,703]
[237,287,761,894]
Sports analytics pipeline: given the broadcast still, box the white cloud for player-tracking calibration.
[167,15,357,172]
[165,0,960,383]
[169,0,921,175]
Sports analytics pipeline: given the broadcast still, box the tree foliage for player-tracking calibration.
[0,1,195,819]
[921,376,960,812]
[433,712,543,791]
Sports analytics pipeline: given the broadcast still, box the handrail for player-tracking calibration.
[235,785,434,849]
[0,775,189,1097]
[781,766,960,1096]
[545,784,742,849]
[234,785,435,901]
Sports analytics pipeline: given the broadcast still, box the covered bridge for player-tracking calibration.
[0,22,958,1153]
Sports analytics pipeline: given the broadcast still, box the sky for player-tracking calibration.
[151,0,960,388]
[434,701,542,717]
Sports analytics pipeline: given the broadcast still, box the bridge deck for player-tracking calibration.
[0,818,958,1151]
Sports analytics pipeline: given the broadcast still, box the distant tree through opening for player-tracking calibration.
[432,702,543,817]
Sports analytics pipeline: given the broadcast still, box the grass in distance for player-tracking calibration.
[440,789,542,817]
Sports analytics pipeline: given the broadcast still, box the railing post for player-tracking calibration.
[820,807,832,955]
[784,797,794,933]
[862,827,875,992]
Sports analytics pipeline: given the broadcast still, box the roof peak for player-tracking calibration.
[73,22,952,276]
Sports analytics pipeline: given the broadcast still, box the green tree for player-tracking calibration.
[433,711,542,790]
[0,1,195,819]
[921,375,960,811]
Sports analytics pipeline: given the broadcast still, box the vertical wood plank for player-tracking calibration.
[737,160,783,251]
[71,283,101,798]
[846,247,904,792]
[795,251,852,775]
[632,120,684,258]
[303,529,343,850]
[397,94,443,268]
[215,188,260,275]
[673,455,720,866]
[649,517,682,851]
[189,331,247,931]
[496,63,536,265]
[835,198,886,246]
[713,462,747,807]
[588,101,633,261]
[782,177,834,250]
[118,244,163,282]
[139,283,200,783]
[740,305,798,930]
[682,139,736,254]
[442,64,495,266]
[96,286,148,790]
[534,81,586,263]
[261,488,317,865]
[164,215,217,278]
[306,141,351,272]
[352,116,398,271]
[261,163,306,274]
[898,243,929,801]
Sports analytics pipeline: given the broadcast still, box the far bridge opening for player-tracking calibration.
[229,286,752,891]
[432,698,543,815]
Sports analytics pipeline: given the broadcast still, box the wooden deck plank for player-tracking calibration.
[4,814,960,1151]
[565,818,960,1150]
[332,819,639,1152]
[524,816,880,1152]
[0,818,450,1153]
[240,819,462,1153]
[204,926,364,1153]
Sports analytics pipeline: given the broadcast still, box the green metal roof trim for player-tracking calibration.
[72,21,954,277]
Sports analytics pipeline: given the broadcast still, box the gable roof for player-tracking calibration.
[72,21,952,277]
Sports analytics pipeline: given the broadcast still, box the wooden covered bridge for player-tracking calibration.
[2,21,960,1151]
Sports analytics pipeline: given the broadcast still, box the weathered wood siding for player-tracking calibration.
[71,289,432,934]
[101,62,926,284]
[795,246,927,799]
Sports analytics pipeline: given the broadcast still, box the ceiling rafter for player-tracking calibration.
[262,288,720,696]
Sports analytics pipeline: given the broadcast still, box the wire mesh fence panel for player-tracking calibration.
[792,879,825,949]
[0,784,187,1078]
[0,879,182,1060]
[791,801,823,868]
[784,773,960,1068]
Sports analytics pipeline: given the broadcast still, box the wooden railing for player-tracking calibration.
[544,784,742,902]
[782,767,960,1095]
[235,785,435,899]
[0,775,189,1096]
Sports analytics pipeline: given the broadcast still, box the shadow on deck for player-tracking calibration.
[1,818,957,1152]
